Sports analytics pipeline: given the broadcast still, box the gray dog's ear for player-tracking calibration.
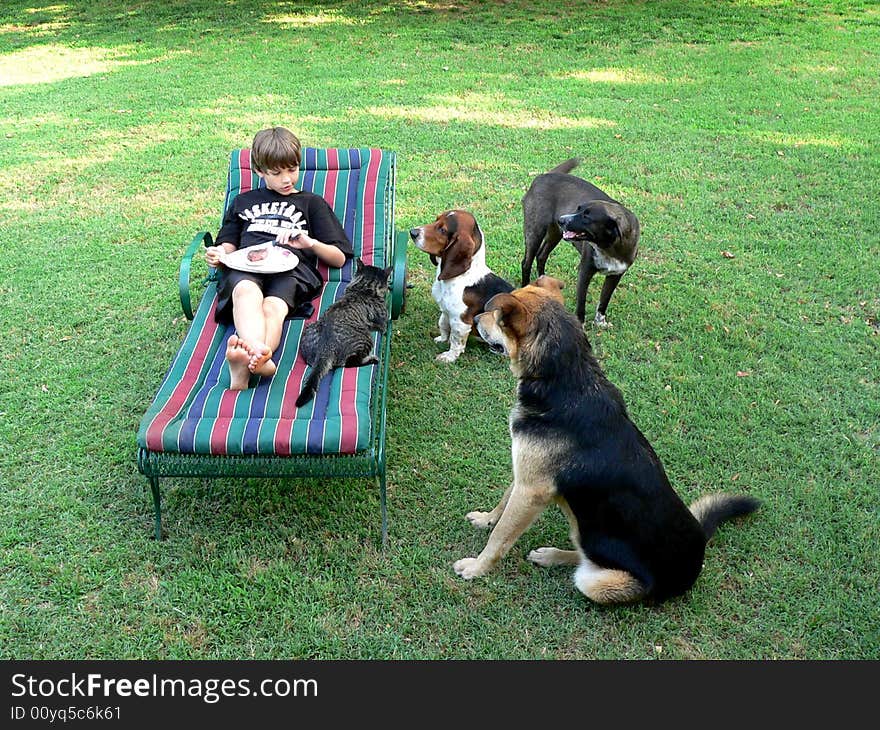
[608,217,621,242]
[616,210,639,243]
[610,205,641,245]
[595,217,621,248]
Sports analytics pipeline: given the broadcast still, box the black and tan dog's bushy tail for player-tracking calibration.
[549,158,581,175]
[295,358,335,408]
[689,493,761,540]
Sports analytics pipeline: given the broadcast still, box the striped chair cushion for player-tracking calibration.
[136,148,393,456]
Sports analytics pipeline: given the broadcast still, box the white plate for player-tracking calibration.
[221,245,299,274]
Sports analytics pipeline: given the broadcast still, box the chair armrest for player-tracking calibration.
[391,230,408,320]
[179,231,214,320]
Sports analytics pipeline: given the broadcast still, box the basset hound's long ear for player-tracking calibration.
[437,232,476,280]
[438,217,483,281]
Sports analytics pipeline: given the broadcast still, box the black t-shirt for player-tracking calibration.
[218,187,353,262]
[213,188,354,323]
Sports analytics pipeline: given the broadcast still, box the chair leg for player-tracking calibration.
[149,476,162,540]
[378,472,388,550]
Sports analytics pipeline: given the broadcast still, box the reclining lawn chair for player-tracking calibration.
[136,147,406,545]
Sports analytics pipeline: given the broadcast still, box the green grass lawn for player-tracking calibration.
[0,0,877,659]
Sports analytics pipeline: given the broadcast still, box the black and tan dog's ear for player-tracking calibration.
[438,230,478,280]
[486,292,515,314]
[532,274,565,292]
[532,274,565,304]
[487,292,527,333]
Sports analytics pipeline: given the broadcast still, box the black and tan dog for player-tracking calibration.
[521,159,640,326]
[454,276,759,604]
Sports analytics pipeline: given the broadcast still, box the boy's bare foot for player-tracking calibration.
[247,342,276,378]
[226,335,252,390]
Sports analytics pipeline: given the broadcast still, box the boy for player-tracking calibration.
[205,127,353,390]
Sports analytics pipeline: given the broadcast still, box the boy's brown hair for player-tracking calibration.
[251,127,301,172]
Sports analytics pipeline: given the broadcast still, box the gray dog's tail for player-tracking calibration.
[295,357,335,408]
[549,158,581,175]
[689,493,761,540]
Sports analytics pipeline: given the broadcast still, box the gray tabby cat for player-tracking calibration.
[295,258,392,407]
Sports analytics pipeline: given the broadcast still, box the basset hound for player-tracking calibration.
[409,210,514,362]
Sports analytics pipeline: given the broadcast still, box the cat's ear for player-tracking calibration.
[384,266,393,281]
[355,257,364,273]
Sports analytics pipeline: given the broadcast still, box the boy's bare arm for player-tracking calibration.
[276,231,346,268]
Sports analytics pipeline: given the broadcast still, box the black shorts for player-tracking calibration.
[214,267,323,324]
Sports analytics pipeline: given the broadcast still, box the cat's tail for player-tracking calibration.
[295,357,335,408]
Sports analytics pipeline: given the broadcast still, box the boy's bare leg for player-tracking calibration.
[229,281,270,389]
[247,296,288,376]
[225,335,253,390]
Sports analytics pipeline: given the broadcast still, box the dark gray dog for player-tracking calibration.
[521,159,640,325]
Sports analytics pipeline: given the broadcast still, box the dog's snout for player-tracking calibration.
[409,228,420,240]
[558,213,574,228]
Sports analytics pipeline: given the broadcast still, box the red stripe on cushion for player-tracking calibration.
[279,346,314,422]
[273,336,312,455]
[144,300,223,451]
[315,149,340,282]
[240,149,255,193]
[361,149,381,266]
[331,151,382,452]
[271,278,334,452]
[324,148,339,202]
[209,387,240,454]
[337,361,361,454]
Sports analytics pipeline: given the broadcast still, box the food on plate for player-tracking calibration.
[247,247,269,262]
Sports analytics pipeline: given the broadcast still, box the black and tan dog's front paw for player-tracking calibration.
[453,557,487,579]
[465,510,497,530]
[527,547,580,567]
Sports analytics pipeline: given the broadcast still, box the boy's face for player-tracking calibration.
[257,166,300,195]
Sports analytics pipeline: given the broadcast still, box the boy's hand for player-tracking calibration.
[205,245,226,268]
[276,231,315,250]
